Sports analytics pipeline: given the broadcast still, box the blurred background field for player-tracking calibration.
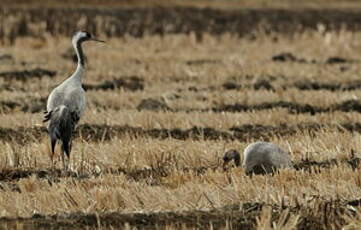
[1,0,361,229]
[4,0,361,8]
[3,0,361,44]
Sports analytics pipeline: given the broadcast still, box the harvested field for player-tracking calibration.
[2,1,361,229]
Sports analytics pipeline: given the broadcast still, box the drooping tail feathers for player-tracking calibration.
[45,105,77,157]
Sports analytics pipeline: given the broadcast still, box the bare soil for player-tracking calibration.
[3,98,361,115]
[0,198,359,230]
[83,76,144,91]
[0,68,56,81]
[3,122,361,145]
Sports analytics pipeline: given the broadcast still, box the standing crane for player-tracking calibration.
[43,31,104,171]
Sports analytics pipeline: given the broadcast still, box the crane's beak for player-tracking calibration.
[91,38,105,43]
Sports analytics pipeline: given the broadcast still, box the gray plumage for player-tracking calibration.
[43,31,104,170]
[223,142,293,175]
[46,105,76,158]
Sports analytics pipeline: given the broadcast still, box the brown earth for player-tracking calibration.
[0,198,359,230]
[0,154,359,185]
[0,68,56,81]
[83,76,144,91]
[3,98,361,114]
[213,99,361,115]
[3,122,361,144]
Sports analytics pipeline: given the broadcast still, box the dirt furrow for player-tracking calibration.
[0,198,359,229]
[223,80,361,92]
[0,68,56,81]
[0,155,359,185]
[3,98,361,115]
[0,75,143,95]
[211,99,361,115]
[83,76,144,91]
[3,122,361,144]
[292,80,361,91]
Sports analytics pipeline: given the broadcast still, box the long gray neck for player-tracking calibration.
[75,40,85,66]
[70,38,86,83]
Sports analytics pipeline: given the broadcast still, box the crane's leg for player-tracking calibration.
[60,149,66,172]
[50,137,57,169]
[62,140,71,172]
[60,145,66,171]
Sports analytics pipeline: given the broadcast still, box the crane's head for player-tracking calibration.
[222,149,241,169]
[72,31,105,44]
